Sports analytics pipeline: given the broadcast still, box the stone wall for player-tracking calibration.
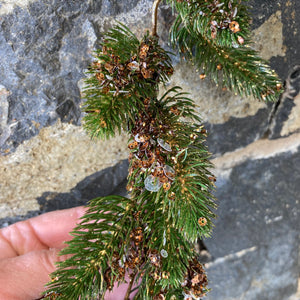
[0,0,299,299]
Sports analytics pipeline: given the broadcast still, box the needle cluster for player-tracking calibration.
[168,0,282,101]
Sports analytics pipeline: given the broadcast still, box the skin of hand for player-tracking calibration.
[0,207,131,300]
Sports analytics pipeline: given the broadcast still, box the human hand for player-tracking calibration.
[0,207,131,300]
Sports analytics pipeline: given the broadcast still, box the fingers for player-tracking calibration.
[0,248,67,300]
[105,283,132,300]
[0,207,136,299]
[0,248,136,300]
[105,281,139,300]
[0,206,86,259]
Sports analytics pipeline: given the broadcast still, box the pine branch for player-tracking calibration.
[168,0,283,101]
[43,0,283,298]
[44,23,215,299]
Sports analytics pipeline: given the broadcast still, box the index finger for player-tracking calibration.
[0,206,86,259]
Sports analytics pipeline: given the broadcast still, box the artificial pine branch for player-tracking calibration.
[168,0,283,101]
[43,1,282,299]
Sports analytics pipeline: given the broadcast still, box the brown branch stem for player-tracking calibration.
[124,269,138,300]
[152,0,162,36]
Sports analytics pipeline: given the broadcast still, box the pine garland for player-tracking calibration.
[43,1,282,299]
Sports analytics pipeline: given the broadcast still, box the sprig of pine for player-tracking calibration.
[44,23,215,300]
[43,1,283,299]
[83,24,173,139]
[167,0,283,101]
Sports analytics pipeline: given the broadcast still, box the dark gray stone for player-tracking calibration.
[100,0,139,16]
[0,0,151,155]
[0,1,92,153]
[206,232,298,300]
[207,148,299,257]
[205,107,271,156]
[203,148,300,299]
[249,0,281,29]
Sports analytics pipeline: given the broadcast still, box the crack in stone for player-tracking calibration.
[264,65,300,138]
[196,240,213,264]
[263,95,282,138]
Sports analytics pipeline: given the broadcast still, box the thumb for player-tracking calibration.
[0,248,65,300]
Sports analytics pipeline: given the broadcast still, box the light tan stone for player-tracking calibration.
[0,121,129,218]
[162,61,267,124]
[252,10,285,60]
[281,93,300,136]
[212,131,300,175]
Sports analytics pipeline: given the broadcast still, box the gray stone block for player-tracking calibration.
[268,65,300,139]
[0,0,153,154]
[206,233,298,300]
[204,148,300,299]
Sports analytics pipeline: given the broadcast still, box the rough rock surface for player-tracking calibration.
[0,0,155,155]
[0,0,299,299]
[205,144,300,300]
[0,121,129,219]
